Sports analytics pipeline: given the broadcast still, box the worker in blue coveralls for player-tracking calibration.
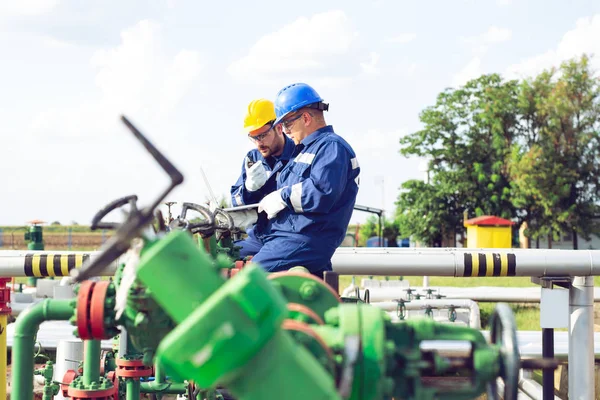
[230,98,295,258]
[252,83,360,278]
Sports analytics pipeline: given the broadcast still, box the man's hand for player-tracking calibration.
[258,189,287,219]
[244,157,269,192]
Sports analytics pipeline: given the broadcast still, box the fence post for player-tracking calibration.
[68,227,72,250]
[0,228,3,248]
[102,229,107,244]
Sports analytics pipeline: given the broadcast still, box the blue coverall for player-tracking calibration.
[230,135,295,257]
[251,125,360,276]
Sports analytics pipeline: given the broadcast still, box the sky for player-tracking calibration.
[1,0,600,226]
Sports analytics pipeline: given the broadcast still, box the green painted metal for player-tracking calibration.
[69,375,115,395]
[68,332,115,396]
[10,299,74,400]
[34,361,59,400]
[137,231,340,400]
[311,304,503,400]
[385,317,499,399]
[83,340,101,385]
[24,224,44,250]
[153,265,288,385]
[269,271,340,322]
[117,277,176,365]
[24,224,44,286]
[357,305,387,399]
[137,230,226,322]
[140,361,187,395]
[224,330,340,400]
[126,379,141,400]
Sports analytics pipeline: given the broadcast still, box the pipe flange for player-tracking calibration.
[116,358,153,378]
[76,281,95,340]
[287,303,325,325]
[67,376,115,399]
[106,371,119,398]
[268,271,340,322]
[61,369,79,397]
[90,281,110,339]
[282,319,335,375]
[67,387,115,399]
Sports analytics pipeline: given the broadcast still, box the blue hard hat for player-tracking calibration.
[273,83,328,125]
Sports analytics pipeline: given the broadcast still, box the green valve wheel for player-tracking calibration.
[268,270,340,323]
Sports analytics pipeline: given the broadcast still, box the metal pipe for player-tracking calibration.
[54,340,84,400]
[350,286,600,303]
[4,247,600,277]
[331,248,600,276]
[139,361,188,395]
[0,250,118,277]
[568,276,594,400]
[140,381,188,395]
[519,377,562,400]
[370,299,481,329]
[83,340,101,385]
[10,299,74,400]
[126,378,141,400]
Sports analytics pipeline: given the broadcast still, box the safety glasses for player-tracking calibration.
[248,125,273,143]
[280,112,305,132]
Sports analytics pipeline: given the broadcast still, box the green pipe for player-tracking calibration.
[140,381,187,394]
[126,378,141,400]
[11,299,73,400]
[83,340,101,385]
[140,361,187,395]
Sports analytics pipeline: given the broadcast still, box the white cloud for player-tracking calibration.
[482,26,512,43]
[91,19,203,120]
[360,52,380,75]
[29,19,204,139]
[507,14,600,79]
[452,56,482,87]
[40,36,73,48]
[452,25,511,87]
[385,33,417,44]
[497,0,513,6]
[0,0,59,16]
[227,10,357,82]
[462,25,512,56]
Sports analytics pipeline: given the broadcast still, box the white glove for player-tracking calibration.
[258,189,287,219]
[229,209,258,231]
[244,157,269,192]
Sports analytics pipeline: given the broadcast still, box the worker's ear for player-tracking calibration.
[275,124,283,135]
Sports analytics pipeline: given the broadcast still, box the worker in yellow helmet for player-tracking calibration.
[230,98,295,257]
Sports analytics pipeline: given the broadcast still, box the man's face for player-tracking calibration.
[280,111,308,145]
[248,124,283,157]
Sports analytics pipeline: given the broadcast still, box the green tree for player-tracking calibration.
[510,55,600,248]
[395,178,465,246]
[398,74,521,243]
[358,216,401,247]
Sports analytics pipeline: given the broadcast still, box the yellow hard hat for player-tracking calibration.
[243,98,276,133]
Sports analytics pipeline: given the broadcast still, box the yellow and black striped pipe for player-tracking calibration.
[463,252,516,277]
[23,253,91,277]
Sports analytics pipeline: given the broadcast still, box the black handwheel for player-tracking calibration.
[91,195,138,230]
[214,208,235,231]
[487,303,520,400]
[178,202,215,234]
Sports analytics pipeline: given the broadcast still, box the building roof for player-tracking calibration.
[464,215,514,226]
